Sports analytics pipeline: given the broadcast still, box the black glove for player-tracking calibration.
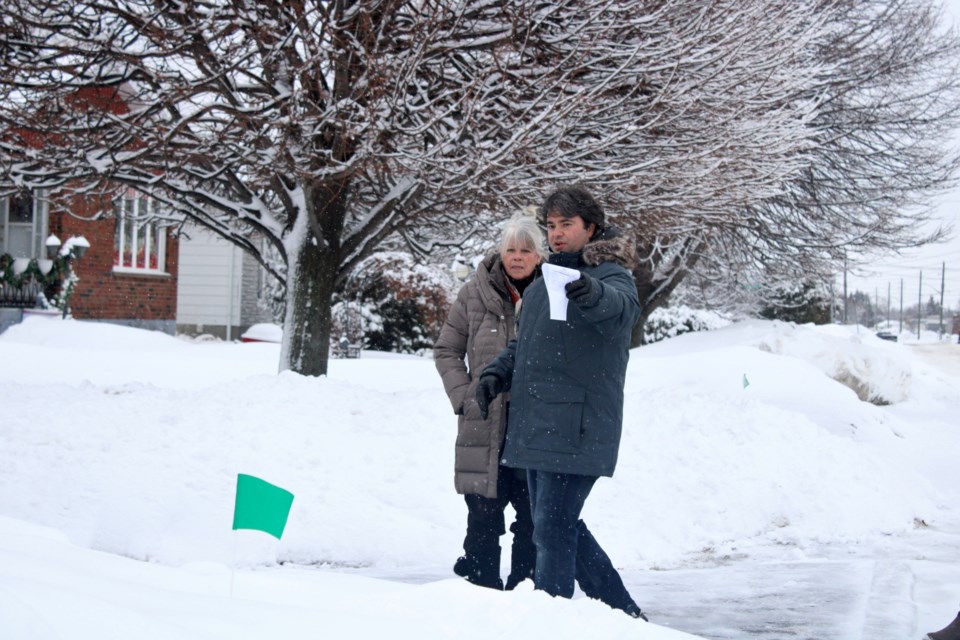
[475,374,504,420]
[565,272,599,306]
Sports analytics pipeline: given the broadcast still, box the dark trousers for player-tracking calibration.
[527,469,637,612]
[462,465,536,588]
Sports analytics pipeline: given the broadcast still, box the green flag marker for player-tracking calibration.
[743,374,750,389]
[232,474,294,540]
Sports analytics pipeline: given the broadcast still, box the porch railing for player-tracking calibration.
[0,280,45,308]
[0,255,62,310]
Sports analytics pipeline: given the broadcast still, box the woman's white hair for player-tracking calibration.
[499,208,547,260]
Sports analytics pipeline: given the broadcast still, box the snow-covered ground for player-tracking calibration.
[1,317,958,639]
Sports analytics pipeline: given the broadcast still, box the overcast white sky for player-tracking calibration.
[843,0,960,312]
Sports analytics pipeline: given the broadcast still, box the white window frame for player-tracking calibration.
[0,190,49,259]
[113,192,167,274]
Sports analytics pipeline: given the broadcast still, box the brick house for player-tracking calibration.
[2,85,279,339]
[1,84,181,334]
[1,186,283,339]
[0,187,179,334]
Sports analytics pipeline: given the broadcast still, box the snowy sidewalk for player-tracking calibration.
[624,520,960,640]
[353,513,960,640]
[356,551,953,639]
[626,559,915,639]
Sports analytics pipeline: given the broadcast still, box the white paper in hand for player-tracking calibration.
[541,263,582,321]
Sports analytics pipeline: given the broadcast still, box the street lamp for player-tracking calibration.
[61,235,90,260]
[451,255,470,281]
[338,270,364,358]
[45,234,61,259]
[46,234,91,318]
[46,234,90,260]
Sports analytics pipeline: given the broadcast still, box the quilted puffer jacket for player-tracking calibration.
[434,253,530,498]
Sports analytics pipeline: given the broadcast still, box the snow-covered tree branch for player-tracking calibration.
[2,0,958,361]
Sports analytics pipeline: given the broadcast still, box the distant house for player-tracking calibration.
[900,315,957,336]
[0,188,179,334]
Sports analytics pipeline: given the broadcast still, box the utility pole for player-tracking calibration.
[843,251,848,324]
[899,278,904,334]
[939,261,946,338]
[918,271,923,340]
[829,279,835,324]
[887,281,891,329]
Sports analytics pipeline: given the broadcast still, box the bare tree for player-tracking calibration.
[405,0,837,333]
[3,0,956,362]
[618,0,960,341]
[0,0,648,373]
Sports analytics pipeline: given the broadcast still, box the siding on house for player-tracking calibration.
[240,250,275,327]
[176,227,275,339]
[176,229,240,338]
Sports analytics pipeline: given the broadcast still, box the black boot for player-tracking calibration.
[460,493,506,590]
[504,521,536,590]
[504,569,533,591]
[453,555,473,578]
[453,550,503,590]
[624,602,649,622]
[928,613,960,640]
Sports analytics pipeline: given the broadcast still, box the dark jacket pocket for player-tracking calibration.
[521,382,586,453]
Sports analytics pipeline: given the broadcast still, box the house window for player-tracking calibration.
[114,194,166,273]
[0,191,49,259]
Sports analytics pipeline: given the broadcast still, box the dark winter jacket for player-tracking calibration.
[434,253,531,498]
[482,228,641,477]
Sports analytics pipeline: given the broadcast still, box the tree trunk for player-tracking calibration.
[280,237,338,376]
[630,247,701,348]
[631,279,676,348]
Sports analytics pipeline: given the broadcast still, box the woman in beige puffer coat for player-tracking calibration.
[434,212,545,591]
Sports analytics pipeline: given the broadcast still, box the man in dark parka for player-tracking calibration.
[477,185,647,620]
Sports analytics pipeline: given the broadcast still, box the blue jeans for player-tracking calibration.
[527,469,637,613]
